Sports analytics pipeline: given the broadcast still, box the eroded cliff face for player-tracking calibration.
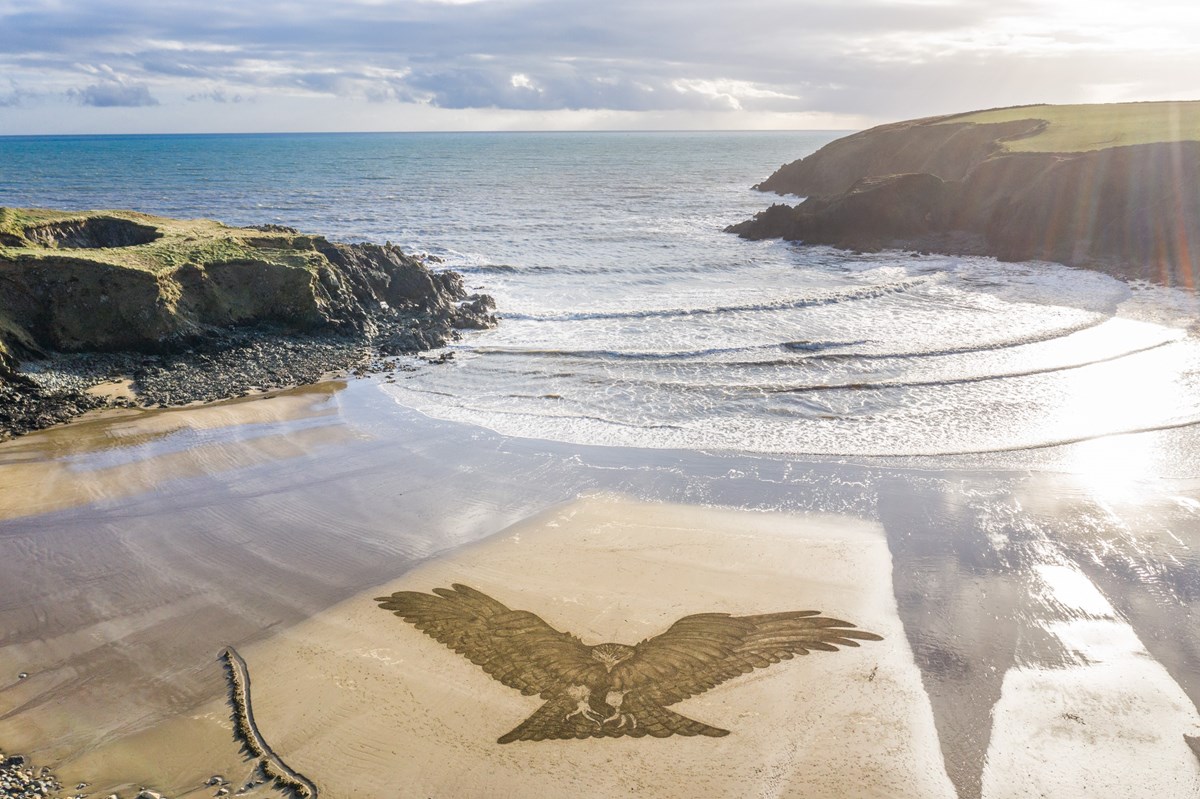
[735,116,1200,287]
[0,211,494,357]
[0,209,498,438]
[972,143,1200,279]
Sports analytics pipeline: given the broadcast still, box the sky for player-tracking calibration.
[1,0,1198,135]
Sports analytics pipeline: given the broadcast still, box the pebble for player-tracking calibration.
[3,304,481,442]
[0,749,173,799]
[0,751,64,799]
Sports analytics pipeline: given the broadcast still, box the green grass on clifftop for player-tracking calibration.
[939,100,1200,153]
[0,208,325,274]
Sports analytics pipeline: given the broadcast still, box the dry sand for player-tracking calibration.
[69,495,954,798]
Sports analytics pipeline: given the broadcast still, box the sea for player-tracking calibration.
[3,131,1199,466]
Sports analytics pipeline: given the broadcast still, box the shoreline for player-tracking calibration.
[0,311,483,443]
[1,324,421,440]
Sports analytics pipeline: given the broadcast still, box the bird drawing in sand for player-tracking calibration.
[375,583,883,743]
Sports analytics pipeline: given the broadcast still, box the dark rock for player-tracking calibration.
[730,173,955,251]
[753,116,1044,197]
[455,294,498,330]
[735,124,1200,287]
[243,223,300,234]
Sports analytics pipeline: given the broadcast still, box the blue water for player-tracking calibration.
[3,132,1199,459]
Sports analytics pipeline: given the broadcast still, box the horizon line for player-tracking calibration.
[0,128,856,139]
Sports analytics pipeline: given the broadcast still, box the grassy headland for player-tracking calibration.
[732,100,1200,287]
[0,208,495,439]
[941,101,1200,153]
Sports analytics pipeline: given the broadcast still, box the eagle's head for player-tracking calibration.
[591,643,635,671]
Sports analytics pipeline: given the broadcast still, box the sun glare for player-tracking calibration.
[1056,337,1191,501]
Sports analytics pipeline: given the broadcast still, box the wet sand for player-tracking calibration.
[0,381,349,521]
[2,377,1199,797]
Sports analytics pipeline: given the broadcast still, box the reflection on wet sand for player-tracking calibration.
[0,381,348,521]
[982,564,1199,797]
[880,468,1200,798]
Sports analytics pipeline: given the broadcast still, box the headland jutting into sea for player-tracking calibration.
[0,209,495,439]
[730,101,1200,288]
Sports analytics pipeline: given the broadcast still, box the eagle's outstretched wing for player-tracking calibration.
[376,583,600,698]
[611,610,882,706]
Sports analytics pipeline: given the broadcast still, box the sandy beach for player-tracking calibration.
[2,376,1199,798]
[218,496,957,798]
[48,496,954,798]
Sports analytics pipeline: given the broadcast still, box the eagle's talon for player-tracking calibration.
[602,689,635,729]
[564,686,603,727]
[602,711,637,729]
[565,707,603,727]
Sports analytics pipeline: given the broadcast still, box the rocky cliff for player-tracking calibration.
[0,208,496,438]
[731,103,1200,287]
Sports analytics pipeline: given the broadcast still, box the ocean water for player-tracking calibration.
[3,131,1199,460]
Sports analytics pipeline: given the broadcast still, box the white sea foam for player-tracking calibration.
[389,241,1200,457]
[4,130,1195,459]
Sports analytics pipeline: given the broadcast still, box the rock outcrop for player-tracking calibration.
[0,208,497,439]
[0,210,493,355]
[731,107,1200,287]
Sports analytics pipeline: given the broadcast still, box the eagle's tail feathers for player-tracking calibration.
[498,697,729,743]
[632,702,729,738]
[498,697,605,744]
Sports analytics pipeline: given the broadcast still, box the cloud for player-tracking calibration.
[70,81,159,107]
[186,89,248,103]
[0,80,29,107]
[2,0,1200,130]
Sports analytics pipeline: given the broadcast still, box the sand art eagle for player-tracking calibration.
[375,583,882,743]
